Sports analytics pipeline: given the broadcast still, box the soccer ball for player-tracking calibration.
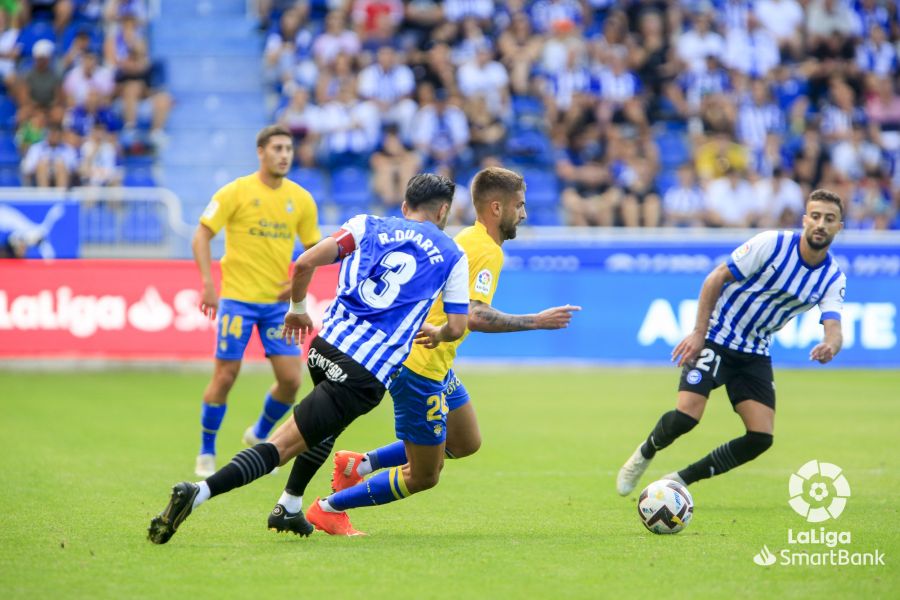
[637,479,694,534]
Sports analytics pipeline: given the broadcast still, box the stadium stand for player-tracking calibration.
[1,0,898,231]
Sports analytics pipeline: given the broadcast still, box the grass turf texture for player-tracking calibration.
[0,368,896,598]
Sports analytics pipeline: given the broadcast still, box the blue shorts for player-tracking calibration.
[390,366,462,446]
[215,299,301,361]
[445,369,470,411]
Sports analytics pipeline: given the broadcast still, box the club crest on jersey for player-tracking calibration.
[732,243,751,261]
[686,369,702,385]
[808,292,821,304]
[252,198,261,207]
[474,269,492,295]
[286,200,294,212]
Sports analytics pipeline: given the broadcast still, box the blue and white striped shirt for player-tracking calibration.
[708,230,846,355]
[319,215,469,384]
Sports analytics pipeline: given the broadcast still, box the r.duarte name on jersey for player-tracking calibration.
[377,229,445,264]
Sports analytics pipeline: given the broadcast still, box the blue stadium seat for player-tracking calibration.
[527,206,561,226]
[18,21,56,58]
[0,167,21,186]
[655,169,678,195]
[520,168,559,208]
[0,134,18,166]
[82,204,118,244]
[0,97,17,130]
[124,168,157,187]
[331,167,371,206]
[507,128,554,165]
[655,131,690,169]
[288,167,327,200]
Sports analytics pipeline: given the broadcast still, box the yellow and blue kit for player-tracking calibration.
[392,220,503,446]
[200,173,321,360]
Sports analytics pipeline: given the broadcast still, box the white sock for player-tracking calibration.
[278,491,302,514]
[357,455,373,476]
[319,497,340,513]
[192,481,210,510]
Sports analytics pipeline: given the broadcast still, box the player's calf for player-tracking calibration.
[677,431,774,485]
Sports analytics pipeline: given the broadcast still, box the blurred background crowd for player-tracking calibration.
[3,0,900,229]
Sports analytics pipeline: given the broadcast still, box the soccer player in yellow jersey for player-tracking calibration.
[302,167,581,535]
[191,125,321,477]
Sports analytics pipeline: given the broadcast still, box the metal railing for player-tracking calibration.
[0,186,194,258]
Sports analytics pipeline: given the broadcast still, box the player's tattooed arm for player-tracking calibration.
[468,300,580,333]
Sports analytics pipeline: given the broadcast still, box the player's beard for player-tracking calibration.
[805,229,832,251]
[499,214,519,241]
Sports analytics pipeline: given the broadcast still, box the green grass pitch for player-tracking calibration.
[1,367,897,598]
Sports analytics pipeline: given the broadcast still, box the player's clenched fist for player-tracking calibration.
[282,312,313,346]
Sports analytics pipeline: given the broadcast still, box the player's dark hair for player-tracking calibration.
[256,124,292,149]
[404,173,455,211]
[808,189,843,217]
[471,166,525,210]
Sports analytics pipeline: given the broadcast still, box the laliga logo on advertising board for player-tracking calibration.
[752,461,884,567]
[0,287,331,336]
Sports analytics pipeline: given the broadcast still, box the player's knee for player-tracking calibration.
[446,435,481,459]
[212,368,239,392]
[276,376,302,399]
[407,469,441,493]
[744,431,773,458]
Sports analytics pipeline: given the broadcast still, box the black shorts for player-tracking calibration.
[678,340,776,410]
[292,336,386,448]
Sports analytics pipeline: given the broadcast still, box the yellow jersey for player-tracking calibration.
[200,173,321,303]
[403,221,503,381]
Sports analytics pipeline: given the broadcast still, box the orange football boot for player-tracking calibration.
[305,498,366,536]
[331,450,366,492]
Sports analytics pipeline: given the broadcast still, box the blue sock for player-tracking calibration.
[252,393,292,439]
[367,441,408,471]
[200,403,227,455]
[328,467,410,511]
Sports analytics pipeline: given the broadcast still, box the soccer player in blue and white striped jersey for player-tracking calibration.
[149,174,471,544]
[617,189,846,495]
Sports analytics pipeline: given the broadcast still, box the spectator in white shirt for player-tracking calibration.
[62,50,115,106]
[807,0,861,60]
[676,11,724,74]
[854,24,897,79]
[411,87,470,167]
[312,11,360,66]
[80,123,121,187]
[457,42,510,120]
[831,125,883,180]
[705,167,759,227]
[316,82,381,164]
[723,14,779,78]
[663,163,707,227]
[357,45,418,141]
[754,167,804,227]
[21,125,79,188]
[754,0,804,58]
[0,10,20,90]
[442,0,494,24]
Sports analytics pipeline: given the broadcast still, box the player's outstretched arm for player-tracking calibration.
[810,319,842,364]
[468,300,581,333]
[282,237,340,345]
[192,224,218,320]
[672,262,734,367]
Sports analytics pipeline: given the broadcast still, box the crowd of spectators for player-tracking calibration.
[1,0,169,189]
[261,0,900,229]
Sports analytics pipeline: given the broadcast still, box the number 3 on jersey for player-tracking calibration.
[359,251,417,309]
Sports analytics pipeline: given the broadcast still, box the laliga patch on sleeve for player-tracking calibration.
[732,243,751,262]
[201,200,219,220]
[474,269,493,295]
